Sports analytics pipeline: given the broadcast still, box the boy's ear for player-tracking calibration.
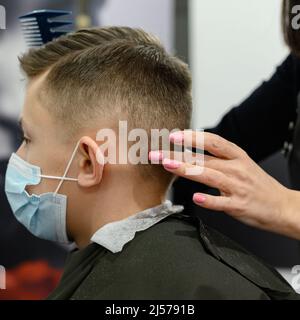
[77,136,104,188]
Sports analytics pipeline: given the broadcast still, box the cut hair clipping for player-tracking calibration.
[19,9,73,48]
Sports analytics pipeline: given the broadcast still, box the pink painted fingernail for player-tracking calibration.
[193,193,206,204]
[162,158,181,170]
[169,131,184,144]
[149,151,163,162]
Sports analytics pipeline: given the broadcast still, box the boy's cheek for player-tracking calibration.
[26,179,57,196]
[16,143,26,159]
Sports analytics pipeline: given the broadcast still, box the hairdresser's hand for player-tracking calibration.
[149,131,300,240]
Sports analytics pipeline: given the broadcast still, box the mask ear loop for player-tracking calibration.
[54,140,81,195]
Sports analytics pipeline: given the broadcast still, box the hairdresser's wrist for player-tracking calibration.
[278,188,300,241]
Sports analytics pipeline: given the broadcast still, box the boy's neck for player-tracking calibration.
[75,184,166,250]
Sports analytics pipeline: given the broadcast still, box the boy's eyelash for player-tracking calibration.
[22,135,31,144]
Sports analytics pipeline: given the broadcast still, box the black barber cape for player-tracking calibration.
[47,214,300,300]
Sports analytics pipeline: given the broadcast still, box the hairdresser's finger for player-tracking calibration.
[149,150,232,173]
[169,131,247,160]
[161,159,233,191]
[192,193,233,212]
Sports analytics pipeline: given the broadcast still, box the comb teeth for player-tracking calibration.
[19,10,73,48]
[19,17,37,22]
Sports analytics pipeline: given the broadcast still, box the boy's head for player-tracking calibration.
[17,27,192,247]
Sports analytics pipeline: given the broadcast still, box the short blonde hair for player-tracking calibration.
[19,27,192,186]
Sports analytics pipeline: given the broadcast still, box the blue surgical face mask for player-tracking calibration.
[4,141,80,244]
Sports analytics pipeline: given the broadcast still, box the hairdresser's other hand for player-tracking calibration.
[149,131,300,240]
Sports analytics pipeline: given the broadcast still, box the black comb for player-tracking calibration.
[19,10,73,48]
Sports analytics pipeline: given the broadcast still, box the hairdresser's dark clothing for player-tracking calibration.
[206,53,300,189]
[47,214,299,300]
[208,54,299,163]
